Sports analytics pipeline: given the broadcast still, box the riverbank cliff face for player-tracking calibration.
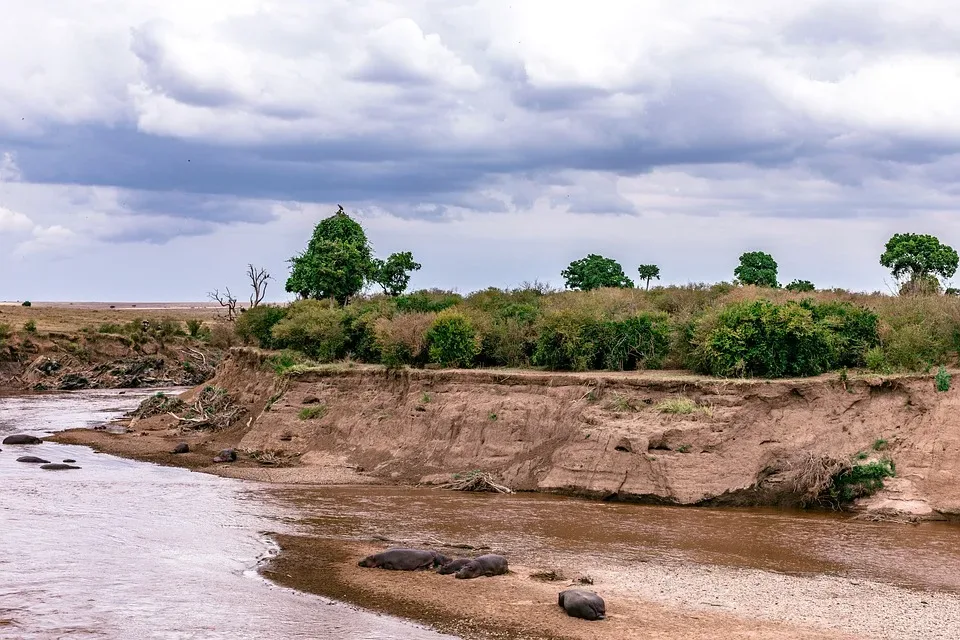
[56,347,960,521]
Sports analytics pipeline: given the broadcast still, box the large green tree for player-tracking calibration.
[561,254,634,290]
[637,264,660,290]
[880,233,958,295]
[734,251,779,288]
[371,251,422,296]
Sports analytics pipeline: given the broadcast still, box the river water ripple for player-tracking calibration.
[0,390,457,640]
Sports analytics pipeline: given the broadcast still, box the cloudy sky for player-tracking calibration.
[3,0,960,301]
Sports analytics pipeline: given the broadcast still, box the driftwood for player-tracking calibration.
[167,386,242,431]
[437,471,514,494]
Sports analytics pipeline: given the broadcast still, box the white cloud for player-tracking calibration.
[0,207,32,232]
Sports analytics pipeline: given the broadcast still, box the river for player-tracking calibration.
[4,390,960,639]
[0,389,457,640]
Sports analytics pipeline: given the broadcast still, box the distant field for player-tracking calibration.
[0,302,226,333]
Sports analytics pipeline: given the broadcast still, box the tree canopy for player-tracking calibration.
[785,279,815,293]
[285,205,419,304]
[734,251,779,288]
[880,233,958,292]
[371,251,422,296]
[561,254,634,290]
[637,264,661,290]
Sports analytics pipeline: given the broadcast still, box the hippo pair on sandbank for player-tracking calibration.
[359,548,510,580]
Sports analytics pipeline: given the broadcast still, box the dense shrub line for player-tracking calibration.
[229,283,960,378]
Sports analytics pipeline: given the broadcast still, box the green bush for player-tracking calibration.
[690,300,857,378]
[936,365,951,392]
[374,312,434,368]
[803,300,879,368]
[270,300,346,361]
[395,290,462,314]
[235,305,288,349]
[827,458,896,504]
[21,301,31,307]
[427,311,478,367]
[532,311,671,371]
[342,298,394,361]
[532,310,600,371]
[23,320,36,333]
[186,319,204,338]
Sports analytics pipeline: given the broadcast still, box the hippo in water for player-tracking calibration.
[40,463,81,470]
[558,589,606,621]
[17,456,50,464]
[454,554,509,579]
[437,558,474,575]
[3,434,42,445]
[358,548,450,571]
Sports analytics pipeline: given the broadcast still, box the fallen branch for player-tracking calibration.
[436,471,514,494]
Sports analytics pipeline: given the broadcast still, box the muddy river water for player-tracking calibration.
[4,390,960,639]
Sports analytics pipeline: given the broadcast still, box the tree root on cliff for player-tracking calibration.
[788,453,851,507]
[436,471,514,494]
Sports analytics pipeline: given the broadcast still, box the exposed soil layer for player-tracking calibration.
[54,347,960,521]
[265,536,857,640]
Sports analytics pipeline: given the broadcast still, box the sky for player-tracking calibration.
[3,0,960,301]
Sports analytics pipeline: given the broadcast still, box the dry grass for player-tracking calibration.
[0,303,224,334]
[787,453,851,506]
[655,396,712,416]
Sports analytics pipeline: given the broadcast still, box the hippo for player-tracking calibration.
[212,448,236,463]
[40,463,81,470]
[17,456,50,464]
[358,548,451,571]
[172,443,189,454]
[454,554,509,579]
[558,589,606,621]
[437,558,474,575]
[3,434,42,445]
[63,459,76,463]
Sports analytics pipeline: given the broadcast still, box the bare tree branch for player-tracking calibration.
[208,287,239,321]
[247,264,271,308]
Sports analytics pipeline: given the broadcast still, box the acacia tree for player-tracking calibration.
[561,254,634,290]
[637,264,660,291]
[734,251,779,288]
[880,233,959,295]
[371,251,422,296]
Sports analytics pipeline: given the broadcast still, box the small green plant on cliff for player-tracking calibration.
[186,319,204,338]
[826,458,896,504]
[936,365,951,392]
[872,438,889,452]
[655,396,711,416]
[676,444,692,453]
[23,319,36,333]
[298,405,327,420]
[608,394,637,413]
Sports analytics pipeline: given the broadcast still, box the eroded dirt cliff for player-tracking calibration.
[80,347,960,521]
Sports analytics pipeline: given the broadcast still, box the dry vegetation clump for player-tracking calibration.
[788,453,851,507]
[374,312,436,367]
[168,385,244,430]
[129,391,186,419]
[436,470,514,494]
[655,396,712,416]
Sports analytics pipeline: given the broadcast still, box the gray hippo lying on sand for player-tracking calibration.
[437,558,473,575]
[558,589,606,620]
[454,554,509,579]
[358,548,451,571]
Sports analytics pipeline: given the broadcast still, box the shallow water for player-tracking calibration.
[269,484,960,595]
[0,390,457,640]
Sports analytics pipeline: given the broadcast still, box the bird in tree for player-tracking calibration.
[561,254,634,290]
[880,233,959,295]
[637,264,661,291]
[734,251,779,288]
[371,251,422,296]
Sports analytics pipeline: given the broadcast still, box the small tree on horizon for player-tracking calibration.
[734,251,779,288]
[785,279,815,293]
[637,264,661,291]
[561,254,634,290]
[880,233,959,296]
[371,251,422,296]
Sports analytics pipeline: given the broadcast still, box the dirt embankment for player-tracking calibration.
[53,347,960,521]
